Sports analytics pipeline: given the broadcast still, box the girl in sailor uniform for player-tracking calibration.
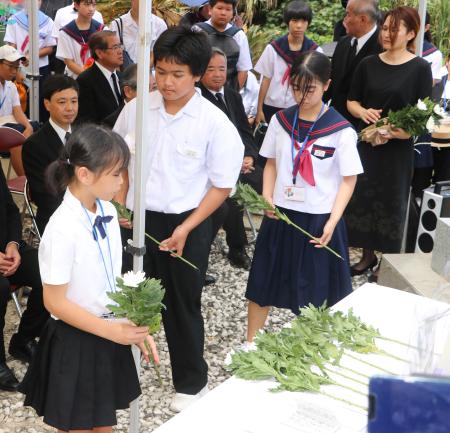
[19,125,158,433]
[254,0,322,126]
[246,51,363,342]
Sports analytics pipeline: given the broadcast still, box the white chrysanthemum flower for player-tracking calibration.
[417,99,427,111]
[122,270,146,287]
[426,116,436,133]
[433,104,445,117]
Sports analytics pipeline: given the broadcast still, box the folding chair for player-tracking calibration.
[0,126,26,180]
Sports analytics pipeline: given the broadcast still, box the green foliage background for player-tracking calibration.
[96,0,449,61]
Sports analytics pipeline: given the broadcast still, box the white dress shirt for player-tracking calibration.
[52,4,103,38]
[39,188,122,318]
[260,111,363,214]
[109,11,167,63]
[351,25,377,55]
[240,70,259,117]
[0,80,21,121]
[114,89,244,214]
[49,118,71,144]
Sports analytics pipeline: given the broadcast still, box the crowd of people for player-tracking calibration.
[0,0,449,431]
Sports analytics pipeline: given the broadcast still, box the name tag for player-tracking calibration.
[313,149,326,158]
[284,185,305,202]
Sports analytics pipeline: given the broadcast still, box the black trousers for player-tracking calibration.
[211,167,263,249]
[143,210,211,394]
[0,245,49,362]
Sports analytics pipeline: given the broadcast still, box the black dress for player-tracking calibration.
[345,55,432,253]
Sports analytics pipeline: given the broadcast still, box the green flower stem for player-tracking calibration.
[324,367,369,387]
[335,365,372,380]
[320,390,368,412]
[275,209,344,261]
[330,380,368,397]
[144,233,199,271]
[344,352,396,375]
[144,339,163,387]
[376,336,440,357]
[377,350,409,364]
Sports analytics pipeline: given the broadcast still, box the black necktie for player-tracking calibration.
[215,92,229,116]
[64,131,71,143]
[93,215,113,240]
[111,72,122,104]
[348,38,358,65]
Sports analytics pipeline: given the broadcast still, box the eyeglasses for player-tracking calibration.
[1,61,20,70]
[104,44,124,52]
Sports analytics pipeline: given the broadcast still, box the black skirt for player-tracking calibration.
[345,139,414,253]
[19,318,141,431]
[246,208,352,315]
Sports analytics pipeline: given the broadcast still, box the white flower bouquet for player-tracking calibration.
[107,271,165,385]
[360,97,443,146]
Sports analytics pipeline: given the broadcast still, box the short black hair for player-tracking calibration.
[120,63,137,92]
[42,74,79,101]
[209,0,237,7]
[88,30,118,60]
[153,26,212,77]
[283,0,313,25]
[74,0,96,4]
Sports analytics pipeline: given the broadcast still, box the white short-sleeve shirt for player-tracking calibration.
[114,89,244,214]
[203,19,252,72]
[109,11,167,63]
[240,70,259,117]
[52,4,103,38]
[260,110,363,214]
[0,81,21,120]
[255,42,323,109]
[39,188,122,318]
[4,13,56,68]
[423,49,444,81]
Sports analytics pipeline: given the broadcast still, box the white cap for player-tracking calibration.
[0,45,26,63]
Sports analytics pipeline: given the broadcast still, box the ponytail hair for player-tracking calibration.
[46,124,130,196]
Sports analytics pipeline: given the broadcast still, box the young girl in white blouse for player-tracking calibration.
[246,51,363,342]
[19,124,158,433]
[254,0,322,126]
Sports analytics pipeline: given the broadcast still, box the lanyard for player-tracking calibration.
[0,87,7,111]
[291,103,325,185]
[82,200,116,294]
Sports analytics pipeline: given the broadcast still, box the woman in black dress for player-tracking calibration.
[345,6,432,278]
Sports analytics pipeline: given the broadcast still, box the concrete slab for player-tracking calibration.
[379,253,450,304]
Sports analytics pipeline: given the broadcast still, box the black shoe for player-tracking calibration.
[0,362,19,391]
[350,257,378,277]
[204,274,216,286]
[228,248,251,270]
[368,272,378,283]
[9,338,37,364]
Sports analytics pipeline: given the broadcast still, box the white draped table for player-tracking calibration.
[153,283,450,433]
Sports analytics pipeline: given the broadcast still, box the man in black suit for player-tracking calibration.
[199,47,261,270]
[76,30,124,124]
[22,75,79,234]
[0,168,49,390]
[324,0,382,125]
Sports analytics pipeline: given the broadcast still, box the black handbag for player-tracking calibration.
[114,17,135,70]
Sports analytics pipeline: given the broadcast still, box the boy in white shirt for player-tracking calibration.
[114,26,244,413]
[109,0,167,64]
[0,45,38,176]
[56,0,104,78]
[194,0,252,90]
[4,0,56,121]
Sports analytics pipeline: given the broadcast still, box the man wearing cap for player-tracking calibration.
[0,45,38,176]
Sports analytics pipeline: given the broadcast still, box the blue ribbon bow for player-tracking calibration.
[93,215,113,240]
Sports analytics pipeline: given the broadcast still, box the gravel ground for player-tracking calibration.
[0,218,369,432]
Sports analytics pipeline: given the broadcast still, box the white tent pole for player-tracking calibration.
[27,0,40,121]
[129,0,152,431]
[416,0,427,57]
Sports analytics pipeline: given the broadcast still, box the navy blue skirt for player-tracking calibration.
[246,208,352,314]
[19,318,141,431]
